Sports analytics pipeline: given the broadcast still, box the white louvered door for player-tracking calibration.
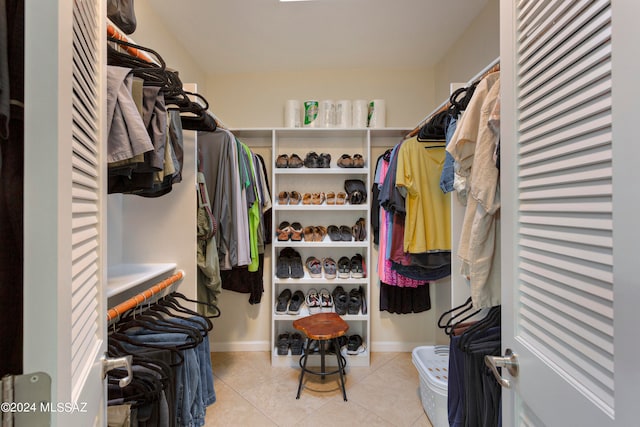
[500,0,640,425]
[24,0,106,425]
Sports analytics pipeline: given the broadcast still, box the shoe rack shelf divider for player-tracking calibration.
[232,127,410,368]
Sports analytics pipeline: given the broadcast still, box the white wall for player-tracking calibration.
[128,0,208,93]
[433,0,500,103]
[205,68,435,128]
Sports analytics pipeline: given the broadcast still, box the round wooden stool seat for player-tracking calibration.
[292,313,349,401]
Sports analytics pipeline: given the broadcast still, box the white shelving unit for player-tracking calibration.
[234,127,410,367]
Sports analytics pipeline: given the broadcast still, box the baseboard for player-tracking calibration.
[371,341,435,352]
[211,340,435,353]
[211,340,271,352]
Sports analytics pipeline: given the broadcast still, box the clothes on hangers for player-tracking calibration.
[108,294,218,427]
[198,129,272,304]
[447,71,501,308]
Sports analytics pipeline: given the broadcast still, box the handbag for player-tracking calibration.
[107,0,137,35]
[344,179,367,205]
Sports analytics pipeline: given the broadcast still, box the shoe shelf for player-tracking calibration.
[270,127,373,368]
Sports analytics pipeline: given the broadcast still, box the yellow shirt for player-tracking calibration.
[396,137,451,253]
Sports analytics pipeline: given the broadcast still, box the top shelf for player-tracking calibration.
[231,127,411,145]
[107,263,177,298]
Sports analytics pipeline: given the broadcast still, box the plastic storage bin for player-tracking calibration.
[412,345,449,427]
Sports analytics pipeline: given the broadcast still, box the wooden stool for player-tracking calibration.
[293,312,349,401]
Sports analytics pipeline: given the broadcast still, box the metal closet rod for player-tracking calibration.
[106,270,185,322]
[407,57,500,139]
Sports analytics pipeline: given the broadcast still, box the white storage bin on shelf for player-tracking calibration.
[412,345,449,427]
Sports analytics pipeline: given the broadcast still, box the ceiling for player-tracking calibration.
[147,0,489,75]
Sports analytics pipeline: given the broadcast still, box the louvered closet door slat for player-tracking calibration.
[70,0,101,395]
[515,0,613,407]
[519,276,613,335]
[519,13,611,93]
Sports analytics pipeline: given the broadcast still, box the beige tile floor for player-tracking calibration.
[204,351,434,427]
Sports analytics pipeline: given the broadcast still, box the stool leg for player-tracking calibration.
[333,338,348,401]
[296,338,312,399]
[319,340,326,380]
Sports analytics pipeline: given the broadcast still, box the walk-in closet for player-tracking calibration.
[2,0,640,426]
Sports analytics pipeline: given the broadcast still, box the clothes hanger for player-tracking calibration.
[154,297,213,332]
[438,297,474,329]
[457,305,501,351]
[108,331,185,366]
[169,292,221,319]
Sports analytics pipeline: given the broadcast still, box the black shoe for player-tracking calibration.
[304,151,320,168]
[288,290,305,314]
[332,286,348,315]
[275,289,292,313]
[348,288,362,315]
[319,152,331,168]
[277,332,290,355]
[290,333,304,355]
[346,334,364,355]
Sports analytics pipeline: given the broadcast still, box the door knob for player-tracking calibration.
[485,348,519,388]
[102,355,133,388]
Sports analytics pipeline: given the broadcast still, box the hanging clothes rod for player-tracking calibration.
[107,19,158,65]
[106,270,185,322]
[407,57,500,138]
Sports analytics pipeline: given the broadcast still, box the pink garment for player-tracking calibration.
[377,157,425,288]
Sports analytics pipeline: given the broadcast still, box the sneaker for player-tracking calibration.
[350,254,364,278]
[332,286,348,315]
[306,288,321,314]
[290,332,304,355]
[346,334,365,355]
[277,332,290,355]
[337,256,351,279]
[319,288,333,312]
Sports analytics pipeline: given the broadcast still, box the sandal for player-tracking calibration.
[303,226,315,242]
[323,257,337,279]
[288,153,304,168]
[276,154,289,168]
[337,154,353,168]
[275,288,292,313]
[311,192,325,205]
[278,191,289,205]
[276,221,291,241]
[276,254,291,279]
[352,153,365,168]
[327,225,341,241]
[336,192,347,205]
[288,290,305,314]
[337,256,351,279]
[305,256,323,278]
[326,191,336,205]
[290,222,303,241]
[289,191,301,205]
[313,226,327,242]
[289,253,305,279]
[302,193,312,205]
[339,225,352,241]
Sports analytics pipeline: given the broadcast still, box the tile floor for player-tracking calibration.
[203,351,434,427]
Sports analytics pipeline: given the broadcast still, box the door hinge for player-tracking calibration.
[1,372,51,427]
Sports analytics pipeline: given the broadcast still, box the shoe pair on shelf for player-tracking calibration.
[352,217,367,241]
[304,257,337,279]
[326,191,347,205]
[327,225,353,242]
[276,248,304,279]
[306,288,333,314]
[337,153,365,168]
[337,254,365,279]
[345,334,365,355]
[332,285,367,315]
[278,191,301,205]
[301,192,326,205]
[275,288,305,315]
[277,331,304,355]
[276,153,303,168]
[304,151,331,168]
[303,226,327,242]
[277,221,303,241]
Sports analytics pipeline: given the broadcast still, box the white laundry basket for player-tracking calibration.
[412,345,449,427]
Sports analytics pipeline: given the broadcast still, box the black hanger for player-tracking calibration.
[438,297,473,329]
[170,292,221,319]
[108,332,185,366]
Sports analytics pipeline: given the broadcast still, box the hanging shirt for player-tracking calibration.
[395,136,451,253]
